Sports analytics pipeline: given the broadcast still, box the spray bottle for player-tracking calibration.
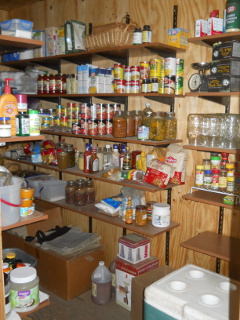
[0,78,18,135]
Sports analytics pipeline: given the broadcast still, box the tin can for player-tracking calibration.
[80,103,91,119]
[80,119,88,134]
[90,104,97,119]
[105,104,114,119]
[131,80,140,93]
[160,59,165,77]
[88,119,98,135]
[131,66,140,80]
[53,116,60,126]
[140,61,149,79]
[124,66,131,81]
[106,119,113,134]
[56,105,62,117]
[164,57,176,76]
[61,107,67,117]
[116,79,126,93]
[41,123,50,130]
[98,120,106,135]
[42,116,50,126]
[149,59,161,78]
[114,63,124,79]
[158,77,165,94]
[176,58,184,77]
[146,201,156,220]
[60,116,68,126]
[67,118,73,128]
[97,103,107,120]
[125,80,131,93]
[164,75,176,94]
[138,126,149,140]
[72,122,81,134]
[113,104,121,113]
[175,76,183,95]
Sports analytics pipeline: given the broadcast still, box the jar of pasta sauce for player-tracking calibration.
[113,111,126,138]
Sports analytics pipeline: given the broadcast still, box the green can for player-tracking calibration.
[176,58,184,77]
[226,0,240,32]
[16,112,30,136]
[175,76,183,95]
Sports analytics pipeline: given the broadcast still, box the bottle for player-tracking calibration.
[91,261,112,304]
[15,94,28,112]
[86,180,95,203]
[103,144,113,170]
[89,146,99,173]
[4,252,17,270]
[0,78,18,136]
[15,112,30,137]
[29,110,40,136]
[123,146,132,170]
[142,25,152,43]
[149,112,166,141]
[112,111,127,138]
[125,196,133,224]
[83,143,92,173]
[142,103,153,127]
[109,258,117,293]
[219,170,228,192]
[203,170,212,189]
[132,110,143,136]
[49,74,56,94]
[3,265,11,319]
[126,111,135,137]
[195,165,204,187]
[135,205,147,226]
[65,180,76,204]
[97,147,104,171]
[112,144,120,167]
[37,73,44,94]
[133,28,142,45]
[226,0,240,32]
[78,152,84,171]
[74,180,86,206]
[119,145,127,168]
[211,169,220,190]
[57,151,69,169]
[43,71,49,94]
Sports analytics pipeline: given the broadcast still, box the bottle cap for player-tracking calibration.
[6,252,16,259]
[4,78,14,94]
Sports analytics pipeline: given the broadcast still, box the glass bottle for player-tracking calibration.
[43,71,49,94]
[112,111,127,138]
[57,151,69,169]
[123,146,132,170]
[219,170,227,192]
[142,103,153,127]
[133,28,142,45]
[37,74,44,94]
[119,145,127,169]
[74,180,86,206]
[135,205,147,226]
[149,112,166,141]
[142,25,152,43]
[49,74,56,94]
[132,110,143,136]
[125,197,133,224]
[84,143,92,173]
[125,111,135,137]
[78,152,84,171]
[89,146,99,173]
[86,180,95,203]
[202,159,211,170]
[97,147,104,171]
[103,144,113,170]
[164,112,177,140]
[65,180,76,204]
[195,165,204,187]
[203,170,212,189]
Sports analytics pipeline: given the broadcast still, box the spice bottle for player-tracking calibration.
[142,25,152,43]
[133,28,142,45]
[211,155,221,170]
[123,146,132,170]
[219,170,228,192]
[74,180,86,206]
[125,197,133,224]
[203,170,212,189]
[89,146,99,173]
[86,180,95,203]
[203,159,211,170]
[195,165,204,187]
[226,162,235,177]
[4,252,17,270]
[135,205,147,226]
[65,180,76,204]
[227,176,235,193]
[112,111,127,138]
[211,169,220,190]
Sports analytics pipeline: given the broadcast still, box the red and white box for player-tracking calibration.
[116,256,159,311]
[118,233,150,264]
[195,19,208,37]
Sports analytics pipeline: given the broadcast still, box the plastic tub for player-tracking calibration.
[0,176,23,227]
[0,19,33,39]
[25,175,55,197]
[2,248,37,267]
[39,180,67,201]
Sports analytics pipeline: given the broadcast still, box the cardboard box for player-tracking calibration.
[208,75,240,92]
[212,41,240,60]
[131,265,174,320]
[210,58,240,76]
[2,200,104,300]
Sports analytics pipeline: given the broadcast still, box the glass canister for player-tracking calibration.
[86,180,95,203]
[64,144,75,168]
[74,180,86,206]
[65,180,76,204]
[164,112,177,140]
[207,114,221,147]
[149,112,166,141]
[187,114,203,146]
[125,111,135,137]
[223,114,240,149]
[135,205,147,226]
[112,111,127,138]
[57,151,69,169]
[132,110,142,136]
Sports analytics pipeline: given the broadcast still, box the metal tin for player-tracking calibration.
[97,120,106,135]
[164,75,176,94]
[90,104,97,119]
[105,104,114,119]
[80,103,91,119]
[149,59,161,78]
[97,103,107,120]
[114,63,124,79]
[164,57,176,76]
[125,81,131,93]
[67,118,73,128]
[158,77,165,93]
[131,80,140,93]
[88,119,98,135]
[61,107,67,117]
[140,61,149,79]
[137,125,149,140]
[116,79,126,93]
[175,76,183,95]
[131,66,140,80]
[72,122,81,134]
[106,119,113,134]
[80,119,88,134]
[176,58,184,77]
[60,116,68,126]
[56,105,62,117]
[113,104,121,113]
[124,66,131,81]
[53,117,60,126]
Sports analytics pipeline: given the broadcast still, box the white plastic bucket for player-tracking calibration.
[152,203,171,228]
[0,177,23,227]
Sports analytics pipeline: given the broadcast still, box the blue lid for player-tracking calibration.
[204,170,212,174]
[113,144,118,149]
[0,117,10,120]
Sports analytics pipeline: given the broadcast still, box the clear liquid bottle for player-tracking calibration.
[103,144,113,170]
[97,147,104,171]
[91,261,112,304]
[112,144,120,167]
[142,103,153,127]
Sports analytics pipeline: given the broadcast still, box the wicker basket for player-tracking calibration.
[85,22,136,50]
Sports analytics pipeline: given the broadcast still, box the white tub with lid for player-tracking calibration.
[152,203,171,228]
[10,267,39,312]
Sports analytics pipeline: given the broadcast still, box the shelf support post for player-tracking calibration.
[173,5,178,28]
[165,188,172,265]
[89,217,92,233]
[216,206,224,273]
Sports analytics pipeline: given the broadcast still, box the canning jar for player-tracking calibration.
[86,180,95,203]
[65,180,76,204]
[126,111,135,137]
[112,111,127,138]
[164,112,177,140]
[149,112,165,141]
[64,144,75,168]
[132,110,142,136]
[74,180,86,206]
[57,151,69,169]
[135,205,147,226]
[187,114,203,146]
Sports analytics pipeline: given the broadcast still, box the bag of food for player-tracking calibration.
[165,144,187,185]
[144,159,174,188]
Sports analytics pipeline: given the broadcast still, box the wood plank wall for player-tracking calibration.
[2,0,239,276]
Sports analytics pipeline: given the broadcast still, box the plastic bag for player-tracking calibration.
[119,187,146,220]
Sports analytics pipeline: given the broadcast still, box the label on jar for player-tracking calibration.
[10,284,39,310]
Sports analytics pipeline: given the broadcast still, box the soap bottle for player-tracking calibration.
[0,78,18,135]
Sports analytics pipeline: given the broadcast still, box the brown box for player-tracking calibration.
[131,265,174,320]
[2,201,104,300]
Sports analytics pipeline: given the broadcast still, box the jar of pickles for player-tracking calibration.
[149,112,165,141]
[164,112,177,140]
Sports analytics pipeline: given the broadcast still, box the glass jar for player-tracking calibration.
[211,169,220,190]
[149,112,165,141]
[211,155,221,170]
[74,180,86,206]
[78,152,84,171]
[195,165,204,187]
[112,111,127,138]
[133,28,142,45]
[223,114,239,149]
[132,110,142,136]
[0,117,11,137]
[203,170,212,189]
[219,170,227,192]
[187,114,203,146]
[207,114,221,147]
[65,180,76,204]
[57,151,69,169]
[135,205,147,226]
[126,111,135,137]
[64,144,75,168]
[227,176,235,193]
[164,112,177,140]
[86,180,95,203]
[202,159,211,170]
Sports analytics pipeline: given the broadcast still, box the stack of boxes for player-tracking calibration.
[115,233,159,311]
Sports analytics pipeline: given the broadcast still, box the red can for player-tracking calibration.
[80,103,91,119]
[140,61,149,79]
[88,119,98,135]
[105,104,114,119]
[98,120,106,135]
[96,103,107,120]
[131,80,140,93]
[72,122,81,134]
[131,66,140,80]
[80,119,88,134]
[106,119,113,134]
[116,79,126,93]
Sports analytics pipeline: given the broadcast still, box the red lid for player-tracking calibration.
[15,94,27,103]
[210,10,219,17]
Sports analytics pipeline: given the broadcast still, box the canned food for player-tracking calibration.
[42,116,50,126]
[72,122,81,134]
[61,107,67,117]
[80,119,88,134]
[114,63,124,79]
[158,77,165,94]
[96,104,107,120]
[176,58,184,77]
[41,123,50,130]
[160,59,165,77]
[140,61,149,79]
[88,119,98,135]
[105,104,114,119]
[131,80,140,93]
[98,120,106,135]
[60,116,68,126]
[53,117,60,126]
[164,76,176,94]
[124,67,131,81]
[116,79,126,93]
[125,81,131,93]
[56,105,62,117]
[113,104,121,113]
[67,119,73,128]
[80,103,91,119]
[164,57,176,76]
[131,66,140,80]
[106,119,113,134]
[149,59,161,78]
[138,126,149,140]
[175,76,183,95]
[90,104,97,119]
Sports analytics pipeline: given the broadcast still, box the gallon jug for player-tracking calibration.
[91,261,112,304]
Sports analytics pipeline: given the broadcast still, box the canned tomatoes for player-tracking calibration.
[131,66,140,80]
[88,119,98,135]
[140,61,149,79]
[98,120,106,135]
[96,103,106,120]
[114,64,124,79]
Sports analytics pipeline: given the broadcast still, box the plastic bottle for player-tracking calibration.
[0,78,18,136]
[4,252,17,270]
[89,146,99,173]
[109,258,117,293]
[103,144,113,170]
[3,265,11,319]
[91,261,112,304]
[226,0,240,32]
[125,196,133,224]
[83,143,92,173]
[112,144,120,167]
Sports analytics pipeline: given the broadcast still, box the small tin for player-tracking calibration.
[131,80,140,93]
[80,103,91,119]
[72,122,81,134]
[140,61,149,79]
[116,79,126,93]
[124,66,131,81]
[88,119,98,135]
[138,126,149,140]
[96,103,107,120]
[149,59,161,78]
[98,119,106,135]
[114,63,124,79]
[113,104,121,113]
[60,116,68,126]
[53,117,60,126]
[131,66,140,80]
[164,57,176,76]
[106,119,113,134]
[125,81,131,93]
[164,75,176,94]
[90,104,97,119]
[175,76,183,95]
[61,107,67,117]
[80,119,88,134]
[158,77,165,94]
[105,104,114,119]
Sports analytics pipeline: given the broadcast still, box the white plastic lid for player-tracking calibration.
[99,261,104,266]
[10,266,37,283]
[2,262,9,269]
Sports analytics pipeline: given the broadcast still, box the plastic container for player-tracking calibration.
[29,110,40,136]
[0,116,11,137]
[152,203,171,228]
[10,267,39,313]
[3,271,11,319]
[2,248,37,268]
[0,19,33,38]
[0,176,23,227]
[25,175,55,197]
[91,261,112,304]
[39,179,67,201]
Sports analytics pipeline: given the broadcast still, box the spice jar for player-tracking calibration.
[135,205,147,226]
[149,112,166,141]
[0,117,11,137]
[112,111,127,138]
[86,180,95,203]
[219,170,227,192]
[126,111,135,137]
[202,159,211,170]
[227,176,235,193]
[195,165,204,187]
[146,201,156,220]
[74,180,86,206]
[211,169,220,190]
[226,162,235,177]
[164,112,177,140]
[64,144,75,168]
[142,25,152,43]
[211,155,221,170]
[65,180,76,204]
[133,28,142,45]
[57,151,69,169]
[203,170,212,189]
[78,152,84,170]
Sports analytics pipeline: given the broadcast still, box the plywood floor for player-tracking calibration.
[23,288,131,320]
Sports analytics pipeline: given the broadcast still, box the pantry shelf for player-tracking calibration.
[18,299,50,319]
[0,35,44,54]
[181,231,240,261]
[183,145,238,154]
[188,31,240,47]
[41,130,182,146]
[1,210,48,231]
[38,199,180,237]
[185,92,236,106]
[0,135,45,143]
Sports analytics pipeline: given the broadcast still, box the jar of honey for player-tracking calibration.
[135,205,147,226]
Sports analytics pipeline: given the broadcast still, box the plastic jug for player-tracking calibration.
[91,261,112,304]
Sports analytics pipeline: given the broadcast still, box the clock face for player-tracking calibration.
[188,73,202,91]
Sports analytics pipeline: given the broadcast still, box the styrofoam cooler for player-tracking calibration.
[144,264,240,320]
[39,180,67,201]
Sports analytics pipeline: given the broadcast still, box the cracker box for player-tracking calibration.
[118,233,150,264]
[116,256,159,311]
[212,41,240,60]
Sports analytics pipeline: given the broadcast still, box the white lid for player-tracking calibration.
[106,145,110,148]
[10,266,37,283]
[153,203,170,209]
[2,262,9,269]
[99,261,104,266]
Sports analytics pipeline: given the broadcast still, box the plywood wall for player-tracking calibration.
[4,0,239,275]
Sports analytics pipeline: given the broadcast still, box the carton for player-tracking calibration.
[210,58,240,76]
[195,19,207,37]
[212,41,240,60]
[2,200,104,301]
[208,75,240,92]
[45,26,58,56]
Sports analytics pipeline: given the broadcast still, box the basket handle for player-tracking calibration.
[0,198,21,207]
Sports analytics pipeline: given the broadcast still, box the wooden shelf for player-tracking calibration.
[185,91,238,106]
[188,31,240,47]
[41,130,182,146]
[182,190,236,209]
[181,231,240,261]
[18,298,50,318]
[1,210,48,231]
[39,199,179,237]
[183,145,238,154]
[0,35,44,54]
[0,135,45,143]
